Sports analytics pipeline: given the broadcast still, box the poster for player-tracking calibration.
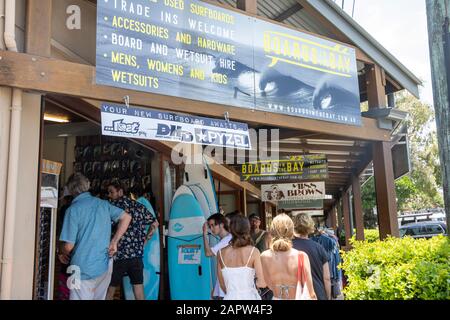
[96,0,361,126]
[40,160,62,209]
[240,154,328,181]
[261,182,326,201]
[101,103,251,150]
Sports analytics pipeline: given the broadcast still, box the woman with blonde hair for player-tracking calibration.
[217,215,266,300]
[261,214,316,300]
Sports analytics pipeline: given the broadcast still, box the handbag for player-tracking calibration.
[295,253,312,300]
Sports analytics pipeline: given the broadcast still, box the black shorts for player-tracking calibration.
[110,258,144,287]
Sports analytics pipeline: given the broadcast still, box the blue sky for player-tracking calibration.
[338,0,433,105]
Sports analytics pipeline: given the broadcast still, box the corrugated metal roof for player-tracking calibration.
[214,0,421,97]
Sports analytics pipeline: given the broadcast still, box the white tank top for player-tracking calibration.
[219,247,261,300]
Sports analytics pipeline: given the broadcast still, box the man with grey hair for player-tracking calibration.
[58,173,132,300]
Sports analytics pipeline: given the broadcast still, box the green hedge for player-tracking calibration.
[351,229,380,243]
[341,235,450,300]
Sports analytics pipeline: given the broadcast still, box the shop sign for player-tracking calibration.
[178,245,201,265]
[261,182,326,201]
[278,199,324,210]
[101,103,251,150]
[240,155,328,181]
[96,0,361,126]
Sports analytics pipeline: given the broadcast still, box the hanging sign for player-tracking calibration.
[96,0,361,126]
[278,199,324,210]
[261,182,326,201]
[101,103,251,150]
[240,155,328,181]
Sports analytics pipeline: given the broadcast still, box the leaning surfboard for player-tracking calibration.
[168,192,212,300]
[187,185,220,287]
[123,199,160,300]
[183,156,219,214]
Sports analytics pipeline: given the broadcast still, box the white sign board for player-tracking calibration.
[178,245,201,265]
[101,103,251,150]
[261,182,326,201]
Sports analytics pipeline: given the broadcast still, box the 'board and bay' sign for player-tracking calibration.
[101,103,251,150]
[96,0,361,126]
[261,182,326,201]
[240,155,328,182]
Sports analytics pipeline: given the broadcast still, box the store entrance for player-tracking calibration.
[33,98,172,300]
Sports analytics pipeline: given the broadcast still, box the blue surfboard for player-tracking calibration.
[187,185,220,286]
[123,198,160,300]
[168,192,213,300]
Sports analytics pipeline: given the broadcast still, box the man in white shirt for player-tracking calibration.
[202,213,232,300]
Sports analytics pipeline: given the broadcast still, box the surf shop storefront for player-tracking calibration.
[0,0,421,299]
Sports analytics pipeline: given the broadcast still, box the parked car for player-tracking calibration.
[399,221,447,239]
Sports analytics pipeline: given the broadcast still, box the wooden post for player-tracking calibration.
[260,201,266,230]
[373,142,400,239]
[26,0,52,57]
[236,0,258,15]
[366,64,387,109]
[426,0,450,233]
[352,175,365,241]
[366,58,399,239]
[342,191,352,247]
[329,206,338,230]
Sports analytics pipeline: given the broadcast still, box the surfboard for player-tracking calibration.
[122,198,160,300]
[183,156,219,214]
[163,163,173,222]
[168,192,212,300]
[187,185,220,288]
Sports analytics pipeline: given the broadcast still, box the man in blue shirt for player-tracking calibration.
[59,173,132,300]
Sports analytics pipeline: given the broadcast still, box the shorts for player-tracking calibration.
[70,259,113,300]
[110,258,144,287]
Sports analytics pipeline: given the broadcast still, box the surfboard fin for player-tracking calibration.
[198,265,202,276]
[185,172,189,182]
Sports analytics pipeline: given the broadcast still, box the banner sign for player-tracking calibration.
[240,154,328,181]
[261,182,326,201]
[278,199,323,210]
[96,0,361,126]
[101,103,251,150]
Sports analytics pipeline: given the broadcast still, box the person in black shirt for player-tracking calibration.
[106,181,158,300]
[292,213,331,300]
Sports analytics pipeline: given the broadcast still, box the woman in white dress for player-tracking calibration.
[261,214,316,300]
[217,215,266,300]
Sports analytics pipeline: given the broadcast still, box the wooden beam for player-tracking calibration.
[0,51,391,141]
[274,3,303,22]
[373,141,399,239]
[275,143,366,153]
[236,0,257,15]
[352,175,365,241]
[26,0,52,57]
[366,65,387,108]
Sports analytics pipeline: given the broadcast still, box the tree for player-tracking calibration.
[361,92,444,219]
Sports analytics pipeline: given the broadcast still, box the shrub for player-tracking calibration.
[341,235,450,300]
[351,229,380,243]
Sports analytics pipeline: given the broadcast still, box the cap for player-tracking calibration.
[249,213,261,220]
